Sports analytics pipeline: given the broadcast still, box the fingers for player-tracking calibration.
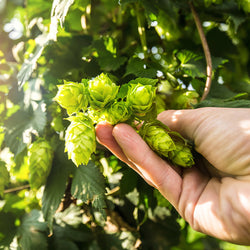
[112,123,183,208]
[95,122,128,163]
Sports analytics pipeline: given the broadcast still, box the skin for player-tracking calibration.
[95,107,250,245]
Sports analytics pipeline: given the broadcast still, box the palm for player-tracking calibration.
[96,108,250,244]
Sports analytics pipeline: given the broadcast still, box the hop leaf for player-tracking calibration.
[169,142,194,167]
[105,101,132,125]
[127,83,156,115]
[65,113,96,167]
[54,81,87,115]
[140,121,176,158]
[0,161,9,196]
[88,73,119,108]
[28,138,54,190]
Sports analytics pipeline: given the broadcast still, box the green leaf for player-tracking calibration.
[71,161,106,212]
[128,78,158,86]
[17,210,48,250]
[4,102,47,156]
[93,39,127,71]
[42,141,75,233]
[176,50,205,78]
[0,161,9,196]
[125,57,158,78]
[120,168,138,195]
[140,207,181,249]
[195,98,250,108]
[0,212,17,247]
[117,84,129,99]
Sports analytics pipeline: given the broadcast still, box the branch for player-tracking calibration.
[4,184,30,194]
[189,2,212,101]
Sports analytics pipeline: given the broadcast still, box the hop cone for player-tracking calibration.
[171,90,199,109]
[54,81,87,115]
[140,121,176,158]
[28,138,53,190]
[88,73,119,108]
[65,113,96,167]
[105,101,132,125]
[127,83,156,115]
[169,141,194,167]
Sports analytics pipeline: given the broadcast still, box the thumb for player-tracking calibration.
[157,108,209,141]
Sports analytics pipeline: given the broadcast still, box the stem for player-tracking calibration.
[189,2,212,101]
[136,4,147,55]
[4,184,30,194]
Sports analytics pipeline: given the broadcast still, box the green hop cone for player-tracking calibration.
[87,107,106,124]
[65,113,96,167]
[88,73,119,108]
[127,83,156,115]
[171,90,199,109]
[54,81,87,115]
[140,121,176,158]
[28,138,53,190]
[105,101,132,125]
[169,142,194,167]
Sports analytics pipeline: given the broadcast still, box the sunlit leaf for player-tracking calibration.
[17,35,48,88]
[49,0,75,41]
[49,206,93,249]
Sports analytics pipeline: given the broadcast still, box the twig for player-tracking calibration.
[189,2,212,101]
[4,184,30,194]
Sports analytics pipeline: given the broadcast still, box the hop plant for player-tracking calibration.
[139,121,176,158]
[28,138,53,190]
[54,74,195,168]
[105,101,132,125]
[127,83,156,115]
[65,113,96,167]
[88,73,119,108]
[54,81,88,115]
[169,141,194,167]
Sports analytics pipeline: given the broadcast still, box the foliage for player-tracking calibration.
[0,0,250,249]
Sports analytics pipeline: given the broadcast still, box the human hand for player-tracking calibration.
[95,107,250,245]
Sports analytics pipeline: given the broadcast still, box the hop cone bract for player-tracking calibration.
[28,138,53,190]
[54,81,87,115]
[140,121,176,157]
[169,142,194,167]
[65,113,96,167]
[127,83,156,115]
[88,73,119,108]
